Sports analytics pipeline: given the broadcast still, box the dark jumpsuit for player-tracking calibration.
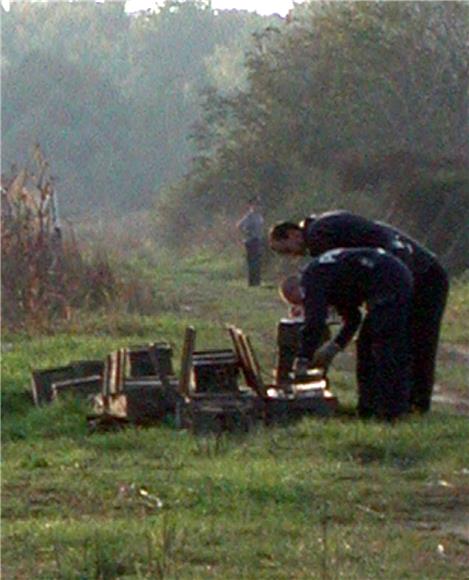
[302,211,449,412]
[299,248,414,420]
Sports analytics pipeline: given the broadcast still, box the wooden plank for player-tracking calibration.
[102,355,111,398]
[51,375,102,399]
[102,353,119,412]
[109,352,118,395]
[238,332,267,398]
[148,343,161,377]
[228,326,265,397]
[179,326,196,396]
[116,348,126,393]
[244,334,268,398]
[227,326,256,390]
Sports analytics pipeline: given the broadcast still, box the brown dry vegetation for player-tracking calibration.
[1,151,154,333]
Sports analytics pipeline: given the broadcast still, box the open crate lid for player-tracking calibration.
[227,324,330,400]
[226,325,268,398]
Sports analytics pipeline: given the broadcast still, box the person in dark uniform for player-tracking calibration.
[237,200,264,286]
[280,247,414,421]
[270,210,449,413]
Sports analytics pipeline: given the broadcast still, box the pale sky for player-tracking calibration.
[125,0,302,17]
[1,1,304,17]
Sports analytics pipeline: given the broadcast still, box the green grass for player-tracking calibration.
[2,252,469,578]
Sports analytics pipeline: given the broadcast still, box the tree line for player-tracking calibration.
[2,1,468,273]
[156,1,468,273]
[2,0,266,214]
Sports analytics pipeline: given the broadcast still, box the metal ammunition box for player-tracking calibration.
[275,319,303,384]
[274,319,331,384]
[128,343,174,378]
[179,392,259,434]
[192,349,240,394]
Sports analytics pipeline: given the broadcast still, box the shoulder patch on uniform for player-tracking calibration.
[318,249,343,264]
[392,236,414,254]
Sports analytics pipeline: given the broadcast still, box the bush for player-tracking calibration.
[1,160,156,332]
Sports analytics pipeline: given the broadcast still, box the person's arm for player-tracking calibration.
[333,307,362,350]
[310,306,361,370]
[297,275,329,360]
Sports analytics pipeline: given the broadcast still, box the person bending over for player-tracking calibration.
[280,247,414,421]
[270,210,448,413]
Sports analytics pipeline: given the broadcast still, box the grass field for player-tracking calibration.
[2,250,469,579]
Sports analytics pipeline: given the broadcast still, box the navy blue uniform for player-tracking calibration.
[302,211,449,412]
[299,248,413,420]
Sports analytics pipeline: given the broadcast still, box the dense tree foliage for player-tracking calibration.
[3,1,467,272]
[1,0,265,213]
[158,1,468,272]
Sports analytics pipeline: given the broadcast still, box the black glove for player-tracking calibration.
[312,341,340,370]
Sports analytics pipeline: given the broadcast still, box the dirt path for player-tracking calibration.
[334,342,469,415]
[432,386,469,415]
[439,343,469,366]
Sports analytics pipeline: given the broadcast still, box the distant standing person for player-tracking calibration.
[237,200,264,287]
[269,210,449,413]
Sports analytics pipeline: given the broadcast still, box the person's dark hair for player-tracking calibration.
[269,221,301,241]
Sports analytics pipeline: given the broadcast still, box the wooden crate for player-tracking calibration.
[127,342,174,378]
[32,359,104,405]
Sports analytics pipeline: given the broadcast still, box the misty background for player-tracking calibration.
[2,0,468,273]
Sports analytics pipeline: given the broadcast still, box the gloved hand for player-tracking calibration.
[293,356,310,377]
[312,341,340,370]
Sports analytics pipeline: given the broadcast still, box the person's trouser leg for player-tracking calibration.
[356,320,376,418]
[245,238,262,286]
[363,299,412,421]
[410,263,449,412]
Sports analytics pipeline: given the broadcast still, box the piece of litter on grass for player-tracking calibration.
[139,488,163,508]
[437,480,453,488]
[437,544,445,556]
